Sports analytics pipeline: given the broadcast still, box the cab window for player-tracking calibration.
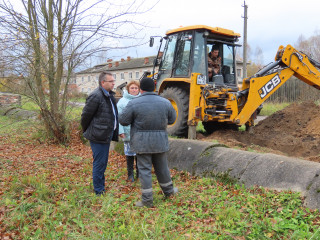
[222,44,236,85]
[192,31,206,76]
[158,34,177,81]
[173,32,192,77]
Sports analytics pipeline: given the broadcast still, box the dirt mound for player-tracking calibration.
[198,101,320,162]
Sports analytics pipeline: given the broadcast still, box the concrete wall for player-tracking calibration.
[167,138,320,210]
[0,92,21,106]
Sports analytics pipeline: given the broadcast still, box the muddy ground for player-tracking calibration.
[197,101,320,163]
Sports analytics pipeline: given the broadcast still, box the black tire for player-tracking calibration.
[202,121,217,135]
[160,87,189,137]
[203,122,238,135]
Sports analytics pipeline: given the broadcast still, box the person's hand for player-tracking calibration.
[119,133,125,138]
[213,67,220,74]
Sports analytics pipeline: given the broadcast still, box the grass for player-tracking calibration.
[260,102,291,116]
[19,96,84,122]
[19,96,84,115]
[65,104,83,121]
[1,115,320,239]
[196,121,205,133]
[69,97,86,103]
[0,115,36,141]
[20,96,40,111]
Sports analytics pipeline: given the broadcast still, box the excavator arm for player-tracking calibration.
[234,44,320,126]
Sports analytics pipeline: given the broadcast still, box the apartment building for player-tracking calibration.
[73,56,156,95]
[72,55,245,95]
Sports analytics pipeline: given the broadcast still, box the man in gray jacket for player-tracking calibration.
[119,77,178,207]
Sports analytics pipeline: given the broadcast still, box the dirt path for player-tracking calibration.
[197,101,320,163]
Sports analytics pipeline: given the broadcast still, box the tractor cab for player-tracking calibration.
[150,25,241,92]
[149,25,241,138]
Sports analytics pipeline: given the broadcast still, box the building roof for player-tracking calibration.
[77,56,156,75]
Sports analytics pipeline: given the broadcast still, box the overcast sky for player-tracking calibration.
[112,0,320,66]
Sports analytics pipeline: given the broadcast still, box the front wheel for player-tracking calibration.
[160,87,189,137]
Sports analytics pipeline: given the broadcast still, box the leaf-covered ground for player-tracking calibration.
[1,119,320,239]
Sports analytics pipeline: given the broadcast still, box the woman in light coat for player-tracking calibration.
[117,80,140,181]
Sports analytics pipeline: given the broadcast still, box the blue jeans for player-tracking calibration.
[90,141,110,194]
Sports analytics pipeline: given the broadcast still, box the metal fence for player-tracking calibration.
[266,77,320,103]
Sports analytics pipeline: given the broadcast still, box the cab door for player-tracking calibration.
[172,32,193,77]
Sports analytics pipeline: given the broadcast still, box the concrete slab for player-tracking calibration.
[240,153,320,193]
[192,146,257,180]
[168,139,214,173]
[167,138,320,210]
[305,177,320,209]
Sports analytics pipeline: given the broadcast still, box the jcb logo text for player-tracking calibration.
[258,75,281,99]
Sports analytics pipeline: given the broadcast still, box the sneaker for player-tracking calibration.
[165,187,178,198]
[135,201,154,208]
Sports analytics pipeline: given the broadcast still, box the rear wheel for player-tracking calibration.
[160,87,189,137]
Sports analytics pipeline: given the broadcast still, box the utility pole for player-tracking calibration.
[242,1,248,79]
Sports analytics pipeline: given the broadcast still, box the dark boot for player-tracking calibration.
[135,200,153,208]
[135,156,139,179]
[126,156,134,182]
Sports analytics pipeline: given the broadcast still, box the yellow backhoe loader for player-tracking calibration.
[149,25,320,138]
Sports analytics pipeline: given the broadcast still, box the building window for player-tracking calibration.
[121,73,124,80]
[96,75,99,81]
[237,69,241,78]
[88,76,90,82]
[113,74,117,80]
[88,88,91,92]
[129,72,132,79]
[82,77,84,82]
[81,88,84,92]
[135,72,139,79]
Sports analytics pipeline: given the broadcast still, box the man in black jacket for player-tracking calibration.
[81,71,119,195]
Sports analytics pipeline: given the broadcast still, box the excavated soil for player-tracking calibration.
[197,101,320,163]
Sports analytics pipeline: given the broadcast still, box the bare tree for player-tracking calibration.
[295,31,320,62]
[253,46,264,66]
[240,43,263,78]
[0,0,156,143]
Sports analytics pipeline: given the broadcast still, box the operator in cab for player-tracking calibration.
[208,45,221,75]
[208,67,213,82]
